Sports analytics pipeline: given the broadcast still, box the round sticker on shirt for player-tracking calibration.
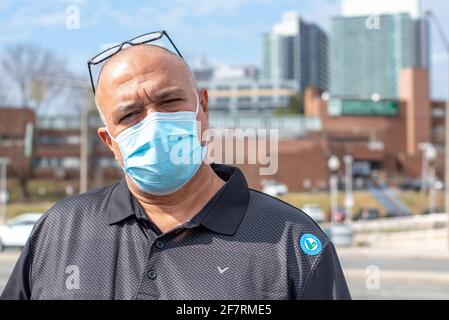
[299,233,322,256]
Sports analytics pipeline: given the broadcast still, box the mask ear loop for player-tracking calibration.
[194,90,200,116]
[194,90,208,160]
[105,126,118,143]
[103,125,125,170]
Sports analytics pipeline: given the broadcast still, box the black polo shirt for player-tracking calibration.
[0,164,350,300]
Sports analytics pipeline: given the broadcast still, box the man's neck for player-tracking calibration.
[127,164,225,233]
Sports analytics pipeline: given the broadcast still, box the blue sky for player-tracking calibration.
[0,0,449,99]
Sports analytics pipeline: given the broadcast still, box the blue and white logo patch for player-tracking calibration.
[299,233,322,256]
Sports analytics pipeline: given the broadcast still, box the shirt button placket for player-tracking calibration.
[156,240,164,249]
[147,240,163,282]
[147,270,157,280]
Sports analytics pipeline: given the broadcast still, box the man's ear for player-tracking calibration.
[197,88,209,146]
[199,88,209,118]
[97,127,114,153]
[98,127,123,164]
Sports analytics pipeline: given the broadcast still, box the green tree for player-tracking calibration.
[274,93,304,115]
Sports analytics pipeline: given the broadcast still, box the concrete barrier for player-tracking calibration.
[351,213,448,233]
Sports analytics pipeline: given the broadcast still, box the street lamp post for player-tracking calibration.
[418,142,430,193]
[327,155,353,246]
[344,155,354,222]
[425,144,437,214]
[328,155,340,225]
[426,10,449,248]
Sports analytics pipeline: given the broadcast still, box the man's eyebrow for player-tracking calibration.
[113,103,139,121]
[153,87,186,101]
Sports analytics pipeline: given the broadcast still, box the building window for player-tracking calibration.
[237,96,252,102]
[216,97,231,103]
[66,135,81,144]
[216,85,231,91]
[61,157,80,169]
[432,108,445,118]
[94,157,120,168]
[36,157,60,168]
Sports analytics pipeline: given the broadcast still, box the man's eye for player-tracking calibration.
[120,111,140,122]
[162,98,182,104]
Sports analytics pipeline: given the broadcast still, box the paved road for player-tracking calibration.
[339,254,449,273]
[1,249,449,299]
[338,253,449,299]
[0,251,19,295]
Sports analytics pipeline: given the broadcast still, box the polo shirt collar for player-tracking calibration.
[108,164,249,236]
[108,177,136,225]
[198,164,249,235]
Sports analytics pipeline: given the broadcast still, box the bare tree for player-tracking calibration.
[0,81,6,105]
[1,43,74,110]
[1,43,75,199]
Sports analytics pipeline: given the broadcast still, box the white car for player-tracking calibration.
[0,213,42,251]
[262,183,288,197]
[301,204,326,223]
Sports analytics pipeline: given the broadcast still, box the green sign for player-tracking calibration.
[328,99,399,116]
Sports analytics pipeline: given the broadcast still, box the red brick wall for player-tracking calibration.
[0,107,35,176]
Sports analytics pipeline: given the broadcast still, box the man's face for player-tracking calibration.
[95,45,209,167]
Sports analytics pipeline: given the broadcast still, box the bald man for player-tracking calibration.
[1,43,350,300]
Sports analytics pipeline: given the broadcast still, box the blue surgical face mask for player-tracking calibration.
[108,92,206,195]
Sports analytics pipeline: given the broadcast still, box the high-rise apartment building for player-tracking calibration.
[330,0,429,99]
[262,12,328,93]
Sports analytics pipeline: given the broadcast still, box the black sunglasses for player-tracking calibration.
[87,30,183,94]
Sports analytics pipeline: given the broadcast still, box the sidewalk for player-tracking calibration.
[336,245,449,299]
[336,245,449,260]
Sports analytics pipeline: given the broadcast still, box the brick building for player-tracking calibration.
[302,68,435,182]
[0,67,444,192]
[0,108,35,177]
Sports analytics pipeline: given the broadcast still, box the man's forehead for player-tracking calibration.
[98,46,186,89]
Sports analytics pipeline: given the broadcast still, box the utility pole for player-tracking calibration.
[80,103,89,194]
[79,94,95,193]
[0,157,10,224]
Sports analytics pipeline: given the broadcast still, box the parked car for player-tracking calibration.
[421,208,445,215]
[302,204,326,223]
[332,207,347,223]
[386,211,412,218]
[354,208,380,221]
[400,178,421,191]
[0,213,42,251]
[262,182,288,197]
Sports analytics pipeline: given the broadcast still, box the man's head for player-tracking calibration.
[95,44,209,167]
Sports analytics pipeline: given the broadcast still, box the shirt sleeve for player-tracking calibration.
[301,242,351,300]
[0,239,32,300]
